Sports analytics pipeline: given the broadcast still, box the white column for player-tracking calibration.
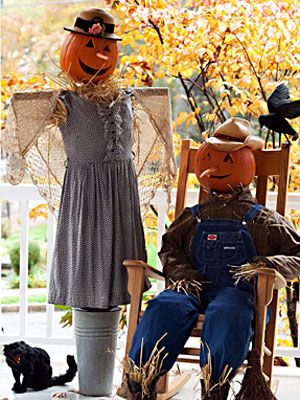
[19,201,29,337]
[46,211,56,337]
[156,191,167,293]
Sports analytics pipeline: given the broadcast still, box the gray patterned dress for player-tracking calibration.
[48,90,147,309]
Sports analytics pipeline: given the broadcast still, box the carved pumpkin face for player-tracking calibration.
[195,142,256,193]
[60,33,119,83]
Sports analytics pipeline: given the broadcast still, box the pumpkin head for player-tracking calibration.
[60,33,119,83]
[195,142,256,193]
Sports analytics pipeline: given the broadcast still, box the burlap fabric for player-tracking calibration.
[1,88,176,216]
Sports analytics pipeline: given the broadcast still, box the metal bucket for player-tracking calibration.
[74,307,120,396]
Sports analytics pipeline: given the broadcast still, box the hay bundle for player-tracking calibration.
[124,334,169,399]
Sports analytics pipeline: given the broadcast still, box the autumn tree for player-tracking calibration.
[106,0,300,143]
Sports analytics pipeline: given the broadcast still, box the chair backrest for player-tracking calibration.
[175,140,290,219]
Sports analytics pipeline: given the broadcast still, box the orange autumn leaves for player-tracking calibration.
[108,0,300,135]
[1,74,55,129]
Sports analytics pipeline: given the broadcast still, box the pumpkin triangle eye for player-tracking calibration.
[223,153,233,163]
[86,39,94,48]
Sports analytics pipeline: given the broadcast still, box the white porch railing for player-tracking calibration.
[0,184,300,359]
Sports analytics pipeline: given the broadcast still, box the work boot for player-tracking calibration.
[201,379,230,400]
[127,379,158,400]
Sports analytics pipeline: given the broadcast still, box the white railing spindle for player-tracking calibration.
[155,190,167,293]
[19,200,29,336]
[46,212,56,337]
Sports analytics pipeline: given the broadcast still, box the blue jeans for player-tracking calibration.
[129,288,254,381]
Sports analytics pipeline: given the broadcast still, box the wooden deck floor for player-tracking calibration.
[1,342,300,400]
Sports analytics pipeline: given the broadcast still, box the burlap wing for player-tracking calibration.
[1,88,176,215]
[132,87,176,210]
[1,91,66,213]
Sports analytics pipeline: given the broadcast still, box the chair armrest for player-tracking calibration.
[123,260,165,356]
[256,268,286,290]
[256,268,286,307]
[123,260,165,281]
[254,268,286,361]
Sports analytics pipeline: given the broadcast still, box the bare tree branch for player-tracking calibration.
[178,72,206,137]
[148,18,164,45]
[234,33,268,102]
[219,72,233,107]
[134,0,164,45]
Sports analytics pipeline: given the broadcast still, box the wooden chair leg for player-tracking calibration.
[157,374,168,394]
[255,271,277,387]
[255,274,269,363]
[125,266,145,356]
[263,291,280,388]
[118,265,145,396]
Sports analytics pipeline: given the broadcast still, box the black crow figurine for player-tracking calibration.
[259,83,300,141]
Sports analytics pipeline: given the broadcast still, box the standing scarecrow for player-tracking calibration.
[1,8,175,396]
[125,118,300,400]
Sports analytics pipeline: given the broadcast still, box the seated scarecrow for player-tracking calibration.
[125,118,300,400]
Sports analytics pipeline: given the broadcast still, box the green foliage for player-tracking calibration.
[8,241,41,275]
[146,240,157,268]
[1,224,48,289]
[7,266,47,289]
[28,223,48,243]
[59,309,73,328]
[1,294,47,305]
[1,223,47,253]
[1,217,11,239]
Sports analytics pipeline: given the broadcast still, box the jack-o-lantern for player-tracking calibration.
[60,8,121,83]
[60,34,119,83]
[195,142,256,193]
[194,117,264,193]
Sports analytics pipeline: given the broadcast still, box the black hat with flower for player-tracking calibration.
[64,8,121,41]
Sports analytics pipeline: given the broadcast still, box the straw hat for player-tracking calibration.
[64,8,121,41]
[207,117,264,151]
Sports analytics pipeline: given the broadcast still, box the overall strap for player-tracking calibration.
[190,204,200,218]
[244,204,264,222]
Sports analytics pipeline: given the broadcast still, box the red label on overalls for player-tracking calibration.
[207,234,218,240]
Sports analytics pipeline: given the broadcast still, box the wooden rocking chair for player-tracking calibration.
[119,140,289,399]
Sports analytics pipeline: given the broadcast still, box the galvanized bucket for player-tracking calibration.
[74,307,120,396]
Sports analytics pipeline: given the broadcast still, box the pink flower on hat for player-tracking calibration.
[88,23,103,35]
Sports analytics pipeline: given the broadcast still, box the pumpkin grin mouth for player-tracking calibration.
[79,59,111,76]
[211,174,231,179]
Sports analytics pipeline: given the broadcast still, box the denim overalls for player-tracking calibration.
[190,203,263,300]
[129,204,262,381]
[191,203,262,379]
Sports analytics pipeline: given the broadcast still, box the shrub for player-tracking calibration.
[8,241,41,275]
[1,217,11,239]
[7,270,47,289]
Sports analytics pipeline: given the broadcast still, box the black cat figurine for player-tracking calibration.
[3,341,77,393]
